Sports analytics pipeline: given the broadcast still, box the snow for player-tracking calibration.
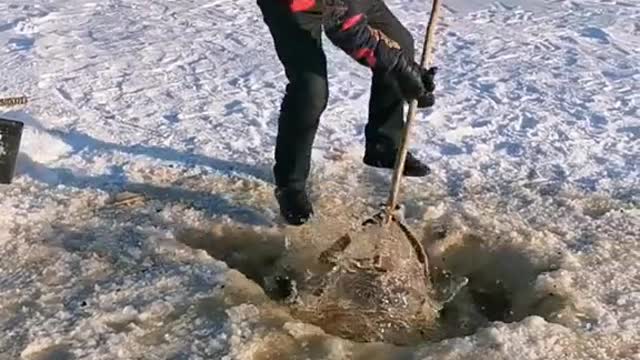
[1,0,639,359]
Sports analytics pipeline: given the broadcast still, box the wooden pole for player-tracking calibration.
[385,0,442,220]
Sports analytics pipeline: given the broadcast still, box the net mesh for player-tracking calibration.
[279,212,441,344]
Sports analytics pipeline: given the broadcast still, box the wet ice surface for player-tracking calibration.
[1,0,639,359]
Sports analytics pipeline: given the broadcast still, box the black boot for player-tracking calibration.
[275,187,314,226]
[363,144,431,177]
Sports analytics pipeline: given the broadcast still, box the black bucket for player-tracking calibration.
[0,117,24,184]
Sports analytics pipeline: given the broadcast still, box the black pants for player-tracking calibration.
[257,0,415,190]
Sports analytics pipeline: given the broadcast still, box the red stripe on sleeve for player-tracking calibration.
[341,13,364,31]
[352,48,377,67]
[289,0,316,12]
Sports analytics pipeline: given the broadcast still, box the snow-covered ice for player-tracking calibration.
[1,0,638,359]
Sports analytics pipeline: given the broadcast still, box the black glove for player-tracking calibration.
[390,55,437,107]
[417,67,436,108]
[417,92,435,108]
[390,55,424,100]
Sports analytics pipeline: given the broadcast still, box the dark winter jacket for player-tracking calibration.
[286,0,405,73]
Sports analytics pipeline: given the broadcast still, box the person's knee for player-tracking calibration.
[289,72,328,121]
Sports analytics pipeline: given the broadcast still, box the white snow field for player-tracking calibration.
[1,0,639,359]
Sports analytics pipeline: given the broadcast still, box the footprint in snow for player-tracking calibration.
[579,27,611,44]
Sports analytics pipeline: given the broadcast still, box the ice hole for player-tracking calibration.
[423,226,572,341]
[177,219,572,346]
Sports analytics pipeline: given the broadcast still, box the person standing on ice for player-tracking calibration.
[257,0,437,225]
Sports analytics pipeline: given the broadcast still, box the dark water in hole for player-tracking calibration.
[428,232,571,341]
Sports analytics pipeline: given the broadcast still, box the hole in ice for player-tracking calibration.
[177,218,572,346]
[423,225,571,340]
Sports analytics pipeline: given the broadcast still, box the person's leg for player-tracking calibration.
[257,1,327,224]
[363,1,430,176]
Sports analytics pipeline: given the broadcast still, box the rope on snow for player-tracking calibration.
[0,96,28,107]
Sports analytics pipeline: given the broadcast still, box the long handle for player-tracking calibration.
[385,0,442,219]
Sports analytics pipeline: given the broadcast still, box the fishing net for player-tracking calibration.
[274,210,442,344]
